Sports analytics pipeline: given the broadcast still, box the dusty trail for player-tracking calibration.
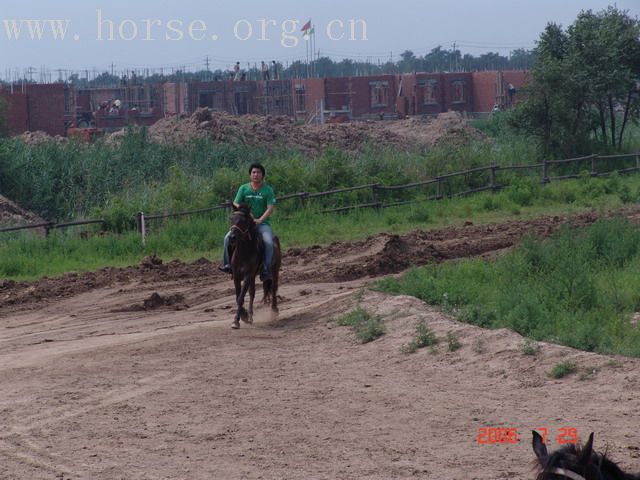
[1,207,640,479]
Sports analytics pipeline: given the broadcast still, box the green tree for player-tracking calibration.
[515,7,640,155]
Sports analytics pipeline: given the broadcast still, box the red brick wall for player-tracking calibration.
[472,70,531,113]
[302,78,325,118]
[413,73,445,115]
[324,77,351,112]
[350,75,397,117]
[503,70,530,106]
[0,90,29,134]
[471,71,498,113]
[443,72,473,112]
[26,84,66,136]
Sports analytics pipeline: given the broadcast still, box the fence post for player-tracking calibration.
[136,212,146,246]
[228,186,235,214]
[542,160,548,184]
[300,192,308,209]
[591,154,597,177]
[436,178,442,199]
[636,154,639,172]
[372,183,381,209]
[490,164,497,191]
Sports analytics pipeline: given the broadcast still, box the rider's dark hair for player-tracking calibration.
[249,163,265,176]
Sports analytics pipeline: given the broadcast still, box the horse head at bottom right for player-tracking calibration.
[532,430,640,480]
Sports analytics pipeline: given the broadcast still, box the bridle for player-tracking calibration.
[547,460,605,480]
[548,468,587,480]
[230,211,255,241]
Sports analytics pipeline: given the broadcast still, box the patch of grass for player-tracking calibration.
[605,359,623,369]
[376,218,640,358]
[335,308,385,343]
[446,331,462,351]
[2,130,640,281]
[578,366,598,381]
[401,319,438,354]
[549,361,577,379]
[521,339,540,356]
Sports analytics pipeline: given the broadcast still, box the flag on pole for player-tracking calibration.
[301,20,311,33]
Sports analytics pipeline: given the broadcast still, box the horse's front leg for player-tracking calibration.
[246,276,255,324]
[236,275,251,324]
[232,275,243,329]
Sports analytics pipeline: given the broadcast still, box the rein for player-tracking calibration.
[230,223,253,241]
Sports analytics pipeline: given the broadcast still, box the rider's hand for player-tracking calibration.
[255,218,263,225]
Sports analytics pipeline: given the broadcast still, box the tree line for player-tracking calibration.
[1,47,534,89]
[511,6,640,156]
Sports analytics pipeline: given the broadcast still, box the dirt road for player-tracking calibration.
[1,208,640,479]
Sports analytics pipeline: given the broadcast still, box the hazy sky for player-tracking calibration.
[1,0,638,75]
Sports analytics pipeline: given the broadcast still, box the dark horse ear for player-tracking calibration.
[532,430,548,462]
[578,432,594,466]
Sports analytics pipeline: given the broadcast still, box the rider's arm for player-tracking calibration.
[256,204,274,225]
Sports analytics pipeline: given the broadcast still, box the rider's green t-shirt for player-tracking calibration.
[234,183,276,225]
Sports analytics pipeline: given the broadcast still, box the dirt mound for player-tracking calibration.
[112,292,188,312]
[16,130,66,146]
[128,108,484,155]
[0,194,46,228]
[386,110,486,147]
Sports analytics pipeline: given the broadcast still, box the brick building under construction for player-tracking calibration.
[0,70,529,137]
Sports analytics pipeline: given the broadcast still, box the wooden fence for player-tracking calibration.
[1,151,638,239]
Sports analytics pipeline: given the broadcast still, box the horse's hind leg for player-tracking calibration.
[271,271,279,314]
[262,279,271,306]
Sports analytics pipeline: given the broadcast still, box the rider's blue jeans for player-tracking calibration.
[223,224,274,276]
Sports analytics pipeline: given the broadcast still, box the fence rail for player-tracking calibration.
[2,151,639,238]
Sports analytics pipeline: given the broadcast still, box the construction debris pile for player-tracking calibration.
[140,109,485,155]
[0,194,46,227]
[13,110,485,155]
[16,131,67,146]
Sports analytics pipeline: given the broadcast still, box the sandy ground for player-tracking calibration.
[2,208,640,479]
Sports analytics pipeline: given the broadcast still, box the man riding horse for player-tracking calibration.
[219,163,276,281]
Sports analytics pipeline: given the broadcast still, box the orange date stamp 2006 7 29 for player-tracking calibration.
[476,427,578,445]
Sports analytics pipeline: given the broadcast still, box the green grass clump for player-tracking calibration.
[377,218,640,357]
[446,331,462,351]
[549,361,577,379]
[401,319,438,354]
[521,339,540,356]
[336,308,385,343]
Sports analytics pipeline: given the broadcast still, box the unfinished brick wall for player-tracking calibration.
[25,84,66,136]
[0,90,29,134]
[323,77,351,112]
[350,75,398,118]
[471,71,498,113]
[443,72,473,113]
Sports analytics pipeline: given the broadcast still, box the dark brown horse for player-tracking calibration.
[228,204,281,329]
[532,430,640,480]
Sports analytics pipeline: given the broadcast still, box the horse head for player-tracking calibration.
[229,204,257,246]
[532,431,634,480]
